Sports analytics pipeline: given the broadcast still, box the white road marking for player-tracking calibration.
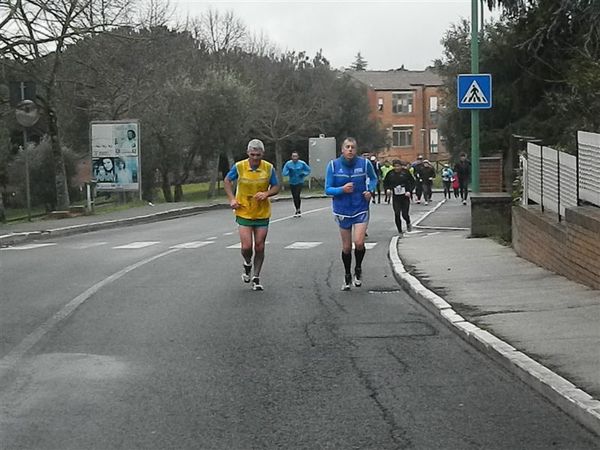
[227,241,270,249]
[223,232,234,236]
[70,242,108,249]
[113,241,160,249]
[285,242,322,249]
[170,241,214,249]
[0,247,181,381]
[1,243,57,251]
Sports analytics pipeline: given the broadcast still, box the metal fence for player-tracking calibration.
[521,130,600,220]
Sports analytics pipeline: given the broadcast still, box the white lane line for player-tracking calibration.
[70,242,108,249]
[170,241,214,249]
[1,243,57,251]
[0,248,181,380]
[285,242,322,249]
[271,206,330,223]
[113,241,160,249]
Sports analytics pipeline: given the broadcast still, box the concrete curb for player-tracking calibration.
[388,236,600,437]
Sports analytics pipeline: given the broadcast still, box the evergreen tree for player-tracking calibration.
[350,52,368,71]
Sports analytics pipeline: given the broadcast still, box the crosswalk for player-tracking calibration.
[2,241,379,252]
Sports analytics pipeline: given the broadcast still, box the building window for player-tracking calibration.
[377,98,384,111]
[392,92,413,114]
[392,126,413,147]
[429,96,438,112]
[430,129,439,154]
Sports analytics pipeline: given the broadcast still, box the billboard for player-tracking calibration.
[308,136,336,181]
[91,120,140,191]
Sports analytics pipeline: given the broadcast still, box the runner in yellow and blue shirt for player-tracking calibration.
[224,139,280,291]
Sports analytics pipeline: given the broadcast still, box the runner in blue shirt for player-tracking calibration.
[282,151,311,217]
[325,137,378,291]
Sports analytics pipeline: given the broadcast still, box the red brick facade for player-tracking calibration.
[480,156,503,192]
[348,69,449,164]
[512,205,600,290]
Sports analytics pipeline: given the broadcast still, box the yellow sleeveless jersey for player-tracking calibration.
[235,159,273,220]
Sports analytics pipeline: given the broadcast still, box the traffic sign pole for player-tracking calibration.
[471,0,480,193]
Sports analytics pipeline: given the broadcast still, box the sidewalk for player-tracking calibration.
[390,197,600,436]
[2,195,599,436]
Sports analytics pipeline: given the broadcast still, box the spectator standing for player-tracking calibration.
[383,160,415,237]
[282,151,311,217]
[325,137,377,291]
[454,152,472,205]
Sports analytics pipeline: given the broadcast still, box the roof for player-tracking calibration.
[346,69,444,90]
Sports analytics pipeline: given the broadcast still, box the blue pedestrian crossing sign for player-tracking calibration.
[457,74,492,109]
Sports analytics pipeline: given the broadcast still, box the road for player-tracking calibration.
[1,198,598,449]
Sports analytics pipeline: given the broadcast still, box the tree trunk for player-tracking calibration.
[0,192,5,223]
[161,172,173,202]
[207,152,220,199]
[48,110,71,210]
[274,140,284,185]
[174,184,183,202]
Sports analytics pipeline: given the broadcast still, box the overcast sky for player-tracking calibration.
[171,1,499,71]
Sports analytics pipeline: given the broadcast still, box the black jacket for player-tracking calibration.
[383,169,415,195]
[454,159,471,181]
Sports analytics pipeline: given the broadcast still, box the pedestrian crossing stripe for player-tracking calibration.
[460,80,488,104]
[170,241,213,249]
[227,241,270,249]
[285,242,322,249]
[113,241,160,249]
[2,240,379,251]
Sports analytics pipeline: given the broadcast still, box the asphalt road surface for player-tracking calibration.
[1,198,598,449]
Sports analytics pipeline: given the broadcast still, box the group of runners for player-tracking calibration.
[224,137,471,292]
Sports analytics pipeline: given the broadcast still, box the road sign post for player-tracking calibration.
[458,72,493,194]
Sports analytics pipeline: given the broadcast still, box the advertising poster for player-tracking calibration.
[91,121,140,191]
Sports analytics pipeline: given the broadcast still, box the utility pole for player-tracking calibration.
[471,0,480,193]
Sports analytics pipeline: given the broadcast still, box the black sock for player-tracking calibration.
[354,247,366,271]
[341,251,352,275]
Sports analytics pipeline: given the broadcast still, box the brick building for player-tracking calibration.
[347,68,449,164]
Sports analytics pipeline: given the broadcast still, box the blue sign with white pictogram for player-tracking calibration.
[457,74,492,109]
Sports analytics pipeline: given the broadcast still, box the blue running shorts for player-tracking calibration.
[334,212,369,230]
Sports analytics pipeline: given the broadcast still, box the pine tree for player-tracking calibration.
[350,52,368,71]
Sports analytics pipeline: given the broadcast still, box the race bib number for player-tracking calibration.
[394,186,406,195]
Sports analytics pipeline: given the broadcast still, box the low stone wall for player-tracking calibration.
[512,205,600,290]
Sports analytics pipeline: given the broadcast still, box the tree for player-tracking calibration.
[1,0,135,210]
[188,70,255,198]
[350,52,368,71]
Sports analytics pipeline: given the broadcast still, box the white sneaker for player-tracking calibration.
[251,277,263,291]
[463,200,467,205]
[341,274,352,291]
[353,268,362,287]
[242,263,252,283]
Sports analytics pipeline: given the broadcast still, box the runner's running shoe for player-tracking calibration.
[252,277,264,291]
[242,263,252,283]
[353,267,362,287]
[341,274,352,291]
